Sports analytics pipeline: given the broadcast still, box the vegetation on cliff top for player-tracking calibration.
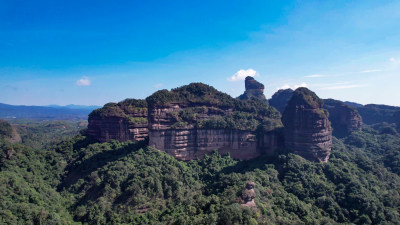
[148,83,282,131]
[287,87,324,110]
[89,99,147,118]
[146,83,236,108]
[284,88,329,121]
[89,99,148,125]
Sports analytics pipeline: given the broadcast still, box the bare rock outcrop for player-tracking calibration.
[282,87,332,162]
[323,99,362,137]
[242,182,257,208]
[238,76,266,101]
[88,99,148,142]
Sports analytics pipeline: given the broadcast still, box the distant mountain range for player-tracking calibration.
[0,103,101,120]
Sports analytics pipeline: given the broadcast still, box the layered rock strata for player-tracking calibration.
[238,76,266,101]
[88,99,148,142]
[323,99,362,137]
[147,83,282,161]
[282,87,332,162]
[147,101,281,161]
[150,129,262,160]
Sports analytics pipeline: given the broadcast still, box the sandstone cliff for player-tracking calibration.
[238,76,266,101]
[88,99,148,142]
[282,87,332,162]
[268,88,294,113]
[323,99,362,137]
[147,83,282,161]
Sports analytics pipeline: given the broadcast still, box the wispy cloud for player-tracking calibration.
[76,76,91,86]
[277,82,307,90]
[154,83,164,88]
[305,74,325,78]
[360,69,381,73]
[390,57,400,65]
[228,69,257,82]
[318,84,367,90]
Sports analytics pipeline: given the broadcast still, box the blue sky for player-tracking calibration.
[1,0,400,106]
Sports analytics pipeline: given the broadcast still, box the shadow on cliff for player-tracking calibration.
[218,149,287,175]
[202,148,289,196]
[58,139,149,191]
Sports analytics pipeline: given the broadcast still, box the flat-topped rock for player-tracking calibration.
[238,76,266,101]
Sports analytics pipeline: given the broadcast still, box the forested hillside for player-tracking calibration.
[1,118,400,224]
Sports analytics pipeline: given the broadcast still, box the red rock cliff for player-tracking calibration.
[88,99,148,142]
[146,83,282,161]
[282,87,332,162]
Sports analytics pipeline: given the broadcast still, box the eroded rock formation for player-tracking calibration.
[242,181,257,208]
[269,89,362,138]
[147,83,282,161]
[238,76,266,101]
[323,99,362,137]
[87,81,337,163]
[282,87,332,162]
[88,99,148,142]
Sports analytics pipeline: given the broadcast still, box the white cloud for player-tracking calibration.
[154,83,164,88]
[228,69,257,82]
[360,69,381,73]
[76,76,91,86]
[319,84,366,90]
[305,74,325,78]
[390,57,400,65]
[277,82,307,90]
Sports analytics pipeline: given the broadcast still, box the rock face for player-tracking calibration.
[87,99,148,142]
[146,83,282,161]
[150,129,262,160]
[282,87,332,162]
[238,76,266,101]
[87,81,337,163]
[242,182,257,208]
[323,99,362,137]
[268,89,294,113]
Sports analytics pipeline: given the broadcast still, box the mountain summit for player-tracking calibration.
[238,76,266,101]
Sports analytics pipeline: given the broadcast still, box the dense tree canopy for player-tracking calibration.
[1,118,400,224]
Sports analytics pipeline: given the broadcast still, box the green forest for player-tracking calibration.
[1,117,400,225]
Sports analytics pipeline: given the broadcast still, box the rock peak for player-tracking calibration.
[238,76,266,101]
[282,87,332,162]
